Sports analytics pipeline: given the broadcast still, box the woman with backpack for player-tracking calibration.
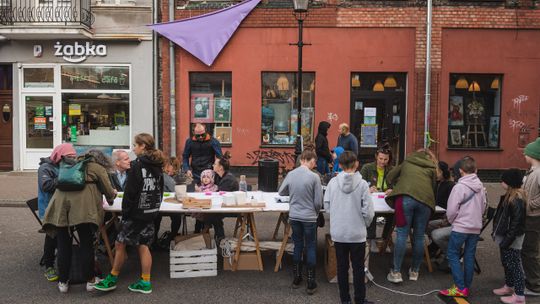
[42,149,117,293]
[95,133,164,294]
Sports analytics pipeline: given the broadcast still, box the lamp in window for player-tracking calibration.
[468,81,481,92]
[351,75,361,88]
[384,75,397,88]
[490,78,500,90]
[276,74,289,91]
[372,81,385,92]
[455,77,469,89]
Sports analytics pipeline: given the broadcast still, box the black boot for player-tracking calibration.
[306,266,317,295]
[292,263,303,289]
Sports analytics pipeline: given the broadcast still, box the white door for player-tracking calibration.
[21,94,61,170]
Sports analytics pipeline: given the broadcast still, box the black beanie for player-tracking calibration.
[501,168,524,189]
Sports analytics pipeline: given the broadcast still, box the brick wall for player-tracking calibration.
[159,1,540,156]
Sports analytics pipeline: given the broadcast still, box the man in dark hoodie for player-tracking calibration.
[315,121,333,175]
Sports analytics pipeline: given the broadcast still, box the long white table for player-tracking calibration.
[102,191,445,272]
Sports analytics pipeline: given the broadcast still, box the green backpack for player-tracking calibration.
[56,156,92,191]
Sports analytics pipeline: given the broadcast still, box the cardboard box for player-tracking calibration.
[223,252,261,271]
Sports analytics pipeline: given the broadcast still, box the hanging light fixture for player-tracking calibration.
[351,75,361,88]
[490,78,499,90]
[276,74,289,91]
[384,75,397,88]
[373,81,385,92]
[455,77,469,89]
[468,81,481,92]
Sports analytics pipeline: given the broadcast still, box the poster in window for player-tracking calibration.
[449,96,464,126]
[488,117,500,148]
[450,129,462,146]
[191,94,214,123]
[214,97,231,123]
[214,126,232,144]
[361,124,378,148]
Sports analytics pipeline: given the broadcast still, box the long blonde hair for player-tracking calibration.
[504,187,527,206]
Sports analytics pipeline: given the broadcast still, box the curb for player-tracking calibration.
[0,201,27,208]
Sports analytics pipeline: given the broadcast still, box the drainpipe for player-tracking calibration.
[169,0,177,156]
[153,0,159,147]
[423,0,433,149]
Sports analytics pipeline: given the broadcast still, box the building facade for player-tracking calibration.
[0,0,155,170]
[160,0,539,172]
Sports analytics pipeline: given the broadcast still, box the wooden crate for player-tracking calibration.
[181,197,212,209]
[170,239,217,278]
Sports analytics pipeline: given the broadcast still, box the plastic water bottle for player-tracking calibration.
[239,175,248,192]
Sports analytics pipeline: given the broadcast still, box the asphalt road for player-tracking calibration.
[1,206,536,304]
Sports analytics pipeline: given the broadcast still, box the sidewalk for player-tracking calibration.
[0,170,504,208]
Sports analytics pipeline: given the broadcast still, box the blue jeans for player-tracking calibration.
[316,157,330,175]
[393,196,431,272]
[290,220,317,267]
[447,231,479,290]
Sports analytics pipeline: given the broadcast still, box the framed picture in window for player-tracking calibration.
[214,97,231,123]
[449,96,464,126]
[214,126,232,144]
[191,93,214,123]
[450,129,462,146]
[488,117,500,147]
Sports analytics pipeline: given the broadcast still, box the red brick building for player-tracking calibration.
[158,0,540,172]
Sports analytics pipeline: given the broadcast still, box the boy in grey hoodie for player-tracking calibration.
[440,156,486,298]
[324,151,375,304]
[278,149,322,295]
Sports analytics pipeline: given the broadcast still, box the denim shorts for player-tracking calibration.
[116,218,155,246]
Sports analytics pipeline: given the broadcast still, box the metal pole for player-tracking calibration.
[423,0,433,149]
[294,18,304,157]
[169,0,176,156]
[152,0,160,148]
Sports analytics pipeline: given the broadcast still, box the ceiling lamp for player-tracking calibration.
[276,74,289,91]
[351,75,361,88]
[97,93,111,99]
[491,78,500,90]
[384,75,397,88]
[468,81,481,92]
[455,77,469,89]
[373,81,385,92]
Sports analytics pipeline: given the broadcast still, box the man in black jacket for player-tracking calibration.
[315,121,332,175]
[182,123,223,184]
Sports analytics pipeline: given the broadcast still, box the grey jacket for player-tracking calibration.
[279,166,323,222]
[324,171,374,243]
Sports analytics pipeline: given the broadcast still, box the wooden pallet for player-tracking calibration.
[181,197,212,209]
[221,201,266,208]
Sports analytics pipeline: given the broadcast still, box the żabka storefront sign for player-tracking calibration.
[54,41,107,63]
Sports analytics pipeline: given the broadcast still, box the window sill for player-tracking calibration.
[221,143,232,148]
[447,147,503,152]
[259,144,295,149]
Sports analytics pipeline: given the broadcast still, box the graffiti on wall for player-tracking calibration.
[246,149,296,172]
[327,112,339,122]
[506,94,537,147]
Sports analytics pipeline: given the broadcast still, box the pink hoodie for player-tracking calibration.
[446,174,486,234]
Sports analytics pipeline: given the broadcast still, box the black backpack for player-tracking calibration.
[56,156,91,191]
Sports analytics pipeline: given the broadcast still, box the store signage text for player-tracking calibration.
[54,42,107,63]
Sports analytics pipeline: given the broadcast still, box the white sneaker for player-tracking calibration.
[86,277,103,292]
[525,287,540,296]
[408,268,419,281]
[58,281,69,293]
[387,271,403,283]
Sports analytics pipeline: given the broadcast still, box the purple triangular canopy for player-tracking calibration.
[150,0,261,66]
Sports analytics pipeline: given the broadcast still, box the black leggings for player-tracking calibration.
[501,247,525,296]
[42,234,57,268]
[56,224,95,283]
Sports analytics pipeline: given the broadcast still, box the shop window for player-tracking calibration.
[23,68,54,89]
[261,72,315,145]
[448,74,502,149]
[60,65,130,148]
[189,72,232,145]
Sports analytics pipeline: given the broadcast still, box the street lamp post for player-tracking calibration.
[291,0,309,158]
